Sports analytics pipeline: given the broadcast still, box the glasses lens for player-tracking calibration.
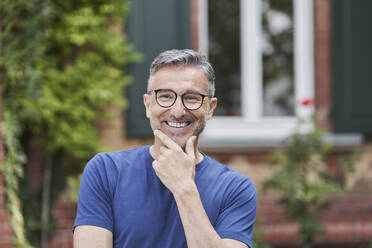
[156,90,176,107]
[183,93,203,110]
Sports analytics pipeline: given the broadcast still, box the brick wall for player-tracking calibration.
[257,194,372,247]
[314,0,333,131]
[48,192,75,248]
[212,147,372,247]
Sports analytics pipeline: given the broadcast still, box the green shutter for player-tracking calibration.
[125,0,191,137]
[332,0,372,134]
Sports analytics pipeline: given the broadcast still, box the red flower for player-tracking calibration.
[300,98,314,106]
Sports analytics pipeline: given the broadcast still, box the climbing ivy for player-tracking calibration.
[0,0,139,246]
[1,1,45,246]
[1,113,32,248]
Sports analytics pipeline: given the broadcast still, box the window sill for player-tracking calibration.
[199,117,363,154]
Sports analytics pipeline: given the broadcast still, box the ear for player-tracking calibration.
[206,97,217,120]
[143,94,151,119]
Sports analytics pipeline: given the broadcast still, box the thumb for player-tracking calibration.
[185,136,196,160]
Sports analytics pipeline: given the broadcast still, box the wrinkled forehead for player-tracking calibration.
[149,65,209,93]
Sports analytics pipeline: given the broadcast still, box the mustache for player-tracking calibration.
[159,113,196,122]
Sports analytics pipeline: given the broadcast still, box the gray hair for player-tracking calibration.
[147,49,215,96]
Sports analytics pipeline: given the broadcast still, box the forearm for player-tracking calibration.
[73,225,113,248]
[173,181,228,248]
[151,132,247,248]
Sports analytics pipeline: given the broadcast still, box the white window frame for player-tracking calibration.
[198,0,317,147]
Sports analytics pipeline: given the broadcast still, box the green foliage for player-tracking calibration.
[359,242,372,248]
[1,1,45,246]
[67,174,82,202]
[1,0,139,246]
[24,0,140,158]
[263,118,340,247]
[253,227,272,248]
[1,113,32,248]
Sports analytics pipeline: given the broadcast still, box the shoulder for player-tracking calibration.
[79,146,151,199]
[82,146,151,183]
[203,155,255,188]
[202,155,257,202]
[200,156,257,247]
[86,146,151,170]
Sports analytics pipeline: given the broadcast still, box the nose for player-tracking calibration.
[169,96,186,118]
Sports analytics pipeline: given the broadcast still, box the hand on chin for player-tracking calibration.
[168,134,189,150]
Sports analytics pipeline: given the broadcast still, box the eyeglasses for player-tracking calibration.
[148,89,212,110]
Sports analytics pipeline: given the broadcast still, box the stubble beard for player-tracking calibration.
[153,113,207,151]
[180,118,206,151]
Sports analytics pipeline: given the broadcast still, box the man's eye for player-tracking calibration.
[158,93,173,100]
[184,95,200,102]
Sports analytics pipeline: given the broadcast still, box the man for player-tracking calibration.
[73,49,257,248]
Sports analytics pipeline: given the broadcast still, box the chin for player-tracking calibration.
[179,143,186,151]
[172,137,188,149]
[164,133,187,148]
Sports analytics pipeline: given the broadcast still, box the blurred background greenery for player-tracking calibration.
[0,0,140,246]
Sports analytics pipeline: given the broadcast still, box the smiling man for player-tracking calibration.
[73,49,257,248]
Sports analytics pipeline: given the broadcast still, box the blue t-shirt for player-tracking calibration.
[73,146,257,248]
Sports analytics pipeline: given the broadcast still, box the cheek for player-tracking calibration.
[202,106,212,120]
[145,97,160,119]
[147,105,164,122]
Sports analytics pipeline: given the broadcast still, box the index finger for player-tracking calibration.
[154,130,181,150]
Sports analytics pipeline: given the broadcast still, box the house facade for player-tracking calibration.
[122,0,372,247]
[35,0,372,247]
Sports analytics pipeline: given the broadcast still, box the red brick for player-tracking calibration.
[48,192,76,247]
[314,0,333,131]
[191,0,199,50]
[258,194,372,246]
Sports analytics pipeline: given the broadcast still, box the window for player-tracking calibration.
[198,0,315,147]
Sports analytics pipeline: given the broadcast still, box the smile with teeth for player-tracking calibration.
[166,121,190,128]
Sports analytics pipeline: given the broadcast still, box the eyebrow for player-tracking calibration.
[157,88,205,95]
[184,89,204,95]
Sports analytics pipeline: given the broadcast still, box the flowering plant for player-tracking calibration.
[263,98,340,247]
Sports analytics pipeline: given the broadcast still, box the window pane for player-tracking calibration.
[262,0,294,116]
[208,0,240,116]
